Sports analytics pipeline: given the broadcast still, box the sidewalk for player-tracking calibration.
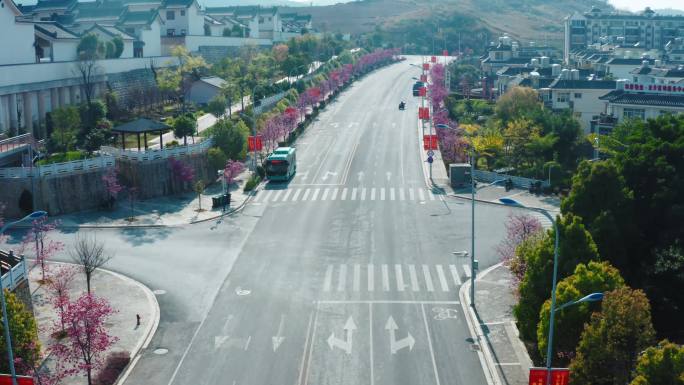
[55,169,254,228]
[461,264,535,385]
[30,262,158,385]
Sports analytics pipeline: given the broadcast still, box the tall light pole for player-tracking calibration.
[499,198,559,384]
[0,210,47,385]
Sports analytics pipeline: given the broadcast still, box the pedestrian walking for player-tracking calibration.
[136,314,141,327]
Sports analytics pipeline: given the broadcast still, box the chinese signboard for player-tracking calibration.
[528,368,570,385]
[248,135,263,152]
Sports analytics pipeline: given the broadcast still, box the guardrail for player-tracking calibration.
[0,155,115,178]
[0,133,33,153]
[100,138,212,161]
[473,170,548,189]
[0,252,28,292]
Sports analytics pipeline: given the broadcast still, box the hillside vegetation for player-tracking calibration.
[284,0,613,52]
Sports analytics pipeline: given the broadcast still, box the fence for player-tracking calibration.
[0,154,115,178]
[100,138,212,162]
[473,169,548,189]
[0,133,33,153]
[0,252,28,292]
[254,92,287,115]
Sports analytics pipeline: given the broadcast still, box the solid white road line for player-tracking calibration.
[395,264,405,291]
[463,264,472,278]
[408,264,420,292]
[368,264,374,292]
[382,264,390,291]
[450,264,462,286]
[323,265,333,292]
[421,304,442,385]
[337,264,347,292]
[422,264,435,292]
[436,265,449,292]
[353,264,361,292]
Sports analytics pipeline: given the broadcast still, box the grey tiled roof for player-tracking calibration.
[600,90,684,107]
[549,79,617,89]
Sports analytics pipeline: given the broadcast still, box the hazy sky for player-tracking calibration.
[608,0,684,11]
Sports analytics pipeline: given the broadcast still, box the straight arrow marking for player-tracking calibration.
[385,316,415,354]
[272,314,286,352]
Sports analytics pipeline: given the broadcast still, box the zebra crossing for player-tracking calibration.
[530,212,554,230]
[252,187,441,204]
[322,263,468,294]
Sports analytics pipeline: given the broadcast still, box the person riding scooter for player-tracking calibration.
[399,101,406,110]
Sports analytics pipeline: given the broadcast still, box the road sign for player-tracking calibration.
[423,63,430,70]
[427,156,433,164]
[528,368,570,385]
[427,150,435,156]
[431,56,437,63]
[423,135,438,150]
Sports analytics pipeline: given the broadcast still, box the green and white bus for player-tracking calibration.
[265,147,296,181]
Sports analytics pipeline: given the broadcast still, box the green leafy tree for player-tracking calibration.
[0,290,41,375]
[50,106,81,152]
[206,119,246,160]
[537,261,625,365]
[77,33,104,60]
[630,340,684,385]
[570,287,655,385]
[206,95,227,118]
[156,46,209,111]
[514,213,599,343]
[208,147,227,171]
[172,115,196,145]
[495,86,542,124]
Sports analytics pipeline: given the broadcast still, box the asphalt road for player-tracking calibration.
[1,57,518,385]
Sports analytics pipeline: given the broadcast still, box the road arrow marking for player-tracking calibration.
[385,316,415,354]
[322,171,338,181]
[272,314,286,352]
[214,335,230,349]
[299,171,309,181]
[327,316,356,355]
[357,171,364,182]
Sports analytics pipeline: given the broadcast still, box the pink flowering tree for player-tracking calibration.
[283,107,298,135]
[168,157,195,187]
[496,213,543,289]
[21,217,63,281]
[223,160,245,187]
[101,167,122,209]
[0,203,6,244]
[51,293,118,385]
[47,265,77,335]
[262,117,281,153]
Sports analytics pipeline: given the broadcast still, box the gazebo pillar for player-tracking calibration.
[159,130,164,149]
[137,132,141,151]
[144,132,148,150]
[121,132,126,150]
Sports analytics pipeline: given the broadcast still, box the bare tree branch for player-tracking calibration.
[69,234,112,293]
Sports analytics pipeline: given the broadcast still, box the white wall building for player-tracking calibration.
[599,81,684,122]
[0,0,37,65]
[546,78,617,132]
[159,0,203,37]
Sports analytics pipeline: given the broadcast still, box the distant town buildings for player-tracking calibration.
[0,0,314,137]
[476,7,684,135]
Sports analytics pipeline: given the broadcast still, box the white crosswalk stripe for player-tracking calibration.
[255,187,443,204]
[531,212,554,230]
[324,263,466,294]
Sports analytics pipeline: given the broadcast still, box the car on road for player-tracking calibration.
[265,147,297,181]
[412,81,425,96]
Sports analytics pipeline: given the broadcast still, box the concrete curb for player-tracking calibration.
[459,264,504,385]
[107,268,160,385]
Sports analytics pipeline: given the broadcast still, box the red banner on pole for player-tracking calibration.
[423,135,438,150]
[419,87,427,97]
[248,135,263,152]
[431,56,437,63]
[423,63,430,70]
[418,107,430,120]
[443,49,449,56]
[420,74,427,83]
[0,375,34,385]
[528,368,570,385]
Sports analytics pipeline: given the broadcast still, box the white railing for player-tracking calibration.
[0,155,115,178]
[100,138,212,162]
[1,257,27,292]
[473,170,548,189]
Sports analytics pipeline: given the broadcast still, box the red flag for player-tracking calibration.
[423,63,430,70]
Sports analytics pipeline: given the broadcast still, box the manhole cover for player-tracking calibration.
[153,290,166,295]
[153,348,169,355]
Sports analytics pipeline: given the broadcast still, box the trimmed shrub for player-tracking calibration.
[244,175,261,192]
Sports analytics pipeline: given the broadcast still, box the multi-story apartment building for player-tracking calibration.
[564,6,684,63]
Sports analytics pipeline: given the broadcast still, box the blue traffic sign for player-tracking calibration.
[427,150,435,156]
[427,156,433,164]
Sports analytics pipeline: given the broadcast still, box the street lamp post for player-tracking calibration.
[499,198,560,384]
[0,210,47,385]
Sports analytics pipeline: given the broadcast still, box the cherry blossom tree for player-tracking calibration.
[21,217,63,281]
[223,160,245,186]
[46,265,77,335]
[496,213,543,288]
[51,293,118,385]
[168,157,195,185]
[101,167,122,209]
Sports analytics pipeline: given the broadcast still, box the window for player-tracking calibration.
[574,93,582,98]
[624,108,645,120]
[166,10,175,20]
[180,29,186,35]
[557,93,570,103]
[494,52,503,61]
[167,28,175,36]
[180,10,185,16]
